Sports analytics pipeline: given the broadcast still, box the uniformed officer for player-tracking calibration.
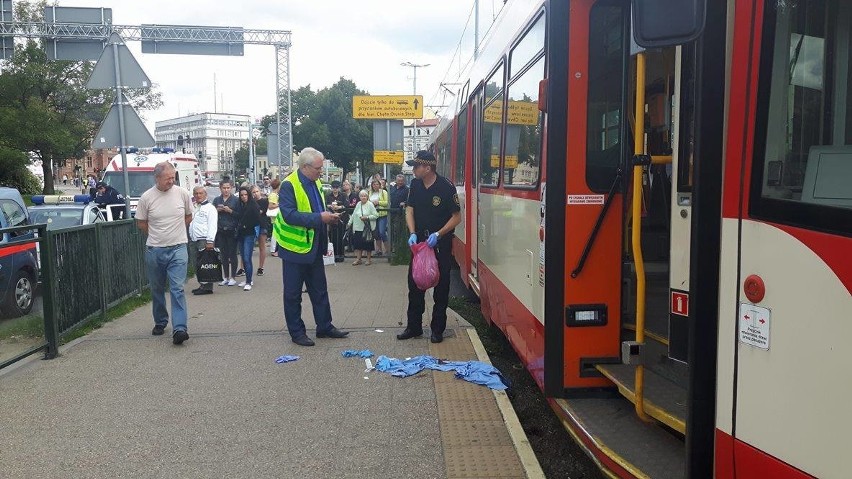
[397,150,461,343]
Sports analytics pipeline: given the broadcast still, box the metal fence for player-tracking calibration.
[0,220,149,369]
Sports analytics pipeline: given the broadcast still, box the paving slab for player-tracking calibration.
[0,250,541,479]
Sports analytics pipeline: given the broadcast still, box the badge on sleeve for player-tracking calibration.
[432,196,441,206]
[453,194,460,205]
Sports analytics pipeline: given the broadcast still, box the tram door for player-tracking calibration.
[469,86,484,283]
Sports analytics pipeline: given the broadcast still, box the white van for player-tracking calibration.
[101,148,203,215]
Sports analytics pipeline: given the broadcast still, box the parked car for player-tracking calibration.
[0,187,37,318]
[28,195,108,230]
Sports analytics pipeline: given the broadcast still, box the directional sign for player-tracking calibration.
[44,6,112,61]
[92,96,155,149]
[373,150,404,164]
[0,0,12,60]
[141,25,245,56]
[87,34,151,89]
[353,95,423,119]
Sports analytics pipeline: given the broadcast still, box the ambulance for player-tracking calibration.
[100,147,203,214]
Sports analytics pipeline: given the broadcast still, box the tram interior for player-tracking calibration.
[597,44,691,435]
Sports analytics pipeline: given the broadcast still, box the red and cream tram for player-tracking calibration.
[430,0,852,477]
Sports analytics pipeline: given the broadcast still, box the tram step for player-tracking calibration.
[555,396,684,478]
[595,363,687,434]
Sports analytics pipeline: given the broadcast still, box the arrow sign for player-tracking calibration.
[86,33,151,89]
[92,95,155,148]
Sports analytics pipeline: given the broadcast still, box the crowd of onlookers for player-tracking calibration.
[195,172,410,293]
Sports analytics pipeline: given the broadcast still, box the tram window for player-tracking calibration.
[455,108,468,186]
[480,64,505,187]
[510,13,545,79]
[752,0,852,235]
[504,55,544,188]
[585,1,627,193]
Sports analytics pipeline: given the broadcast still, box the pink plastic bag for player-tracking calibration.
[411,242,440,291]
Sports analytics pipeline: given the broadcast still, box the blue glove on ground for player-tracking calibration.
[427,232,439,248]
[408,233,417,246]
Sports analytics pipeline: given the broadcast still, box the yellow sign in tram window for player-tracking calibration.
[489,155,520,168]
[373,150,404,164]
[353,95,424,119]
[484,100,539,125]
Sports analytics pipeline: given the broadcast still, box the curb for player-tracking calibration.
[466,328,546,479]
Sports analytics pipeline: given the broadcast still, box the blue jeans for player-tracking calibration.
[145,244,188,332]
[239,235,254,283]
[375,216,388,241]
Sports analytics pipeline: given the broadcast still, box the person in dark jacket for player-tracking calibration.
[251,185,271,276]
[325,180,347,262]
[234,186,261,291]
[92,181,126,219]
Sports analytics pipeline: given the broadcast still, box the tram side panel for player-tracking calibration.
[717,0,852,477]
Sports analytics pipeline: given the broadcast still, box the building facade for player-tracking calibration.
[54,147,119,187]
[154,112,250,178]
[402,118,439,174]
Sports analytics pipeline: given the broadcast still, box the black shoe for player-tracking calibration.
[430,332,444,344]
[235,268,245,277]
[195,289,213,295]
[152,324,166,336]
[257,268,264,276]
[191,287,203,294]
[316,327,349,338]
[396,328,423,340]
[292,335,315,346]
[173,330,189,345]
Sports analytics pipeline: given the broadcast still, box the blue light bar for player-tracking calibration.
[30,195,91,205]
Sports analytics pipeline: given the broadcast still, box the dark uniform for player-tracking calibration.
[405,174,460,337]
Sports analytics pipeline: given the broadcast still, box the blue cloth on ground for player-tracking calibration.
[374,355,507,390]
[342,349,374,358]
[275,355,300,363]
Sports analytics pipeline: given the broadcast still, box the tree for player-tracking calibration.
[274,78,373,179]
[0,0,162,194]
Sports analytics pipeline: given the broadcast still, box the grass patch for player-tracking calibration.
[0,314,44,340]
[61,291,151,344]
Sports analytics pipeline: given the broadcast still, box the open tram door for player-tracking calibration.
[468,84,485,288]
[544,0,722,476]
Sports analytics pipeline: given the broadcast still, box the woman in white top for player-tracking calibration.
[347,190,378,265]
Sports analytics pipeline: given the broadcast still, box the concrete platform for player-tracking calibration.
[0,250,543,478]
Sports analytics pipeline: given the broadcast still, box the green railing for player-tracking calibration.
[0,220,149,369]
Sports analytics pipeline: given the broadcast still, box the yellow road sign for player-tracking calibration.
[373,150,404,164]
[353,95,424,119]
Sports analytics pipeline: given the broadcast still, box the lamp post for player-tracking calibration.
[400,61,430,169]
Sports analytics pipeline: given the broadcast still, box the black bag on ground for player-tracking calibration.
[196,248,223,284]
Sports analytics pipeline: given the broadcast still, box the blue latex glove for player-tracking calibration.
[427,232,439,248]
[408,233,417,246]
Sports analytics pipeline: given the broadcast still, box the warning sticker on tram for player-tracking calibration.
[484,100,539,125]
[567,194,605,205]
[738,303,771,350]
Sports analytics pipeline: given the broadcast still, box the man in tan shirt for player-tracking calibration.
[136,162,194,345]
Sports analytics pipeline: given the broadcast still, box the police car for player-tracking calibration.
[27,195,111,230]
[0,187,37,318]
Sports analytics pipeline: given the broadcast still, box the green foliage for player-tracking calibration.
[0,147,41,194]
[274,78,373,178]
[0,2,162,195]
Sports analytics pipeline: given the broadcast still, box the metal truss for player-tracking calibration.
[0,21,292,167]
[1,22,291,46]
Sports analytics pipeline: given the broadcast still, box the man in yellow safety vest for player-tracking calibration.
[273,147,349,346]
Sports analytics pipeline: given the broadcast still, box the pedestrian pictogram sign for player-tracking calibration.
[671,290,689,317]
[353,95,423,119]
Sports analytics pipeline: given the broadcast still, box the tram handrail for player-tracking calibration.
[631,52,653,423]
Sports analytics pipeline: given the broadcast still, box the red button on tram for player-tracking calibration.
[743,274,766,303]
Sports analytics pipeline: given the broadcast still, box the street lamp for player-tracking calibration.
[400,61,430,167]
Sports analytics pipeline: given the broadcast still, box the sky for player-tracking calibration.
[49,0,506,130]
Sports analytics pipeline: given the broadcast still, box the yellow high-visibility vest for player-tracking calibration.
[272,171,323,254]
